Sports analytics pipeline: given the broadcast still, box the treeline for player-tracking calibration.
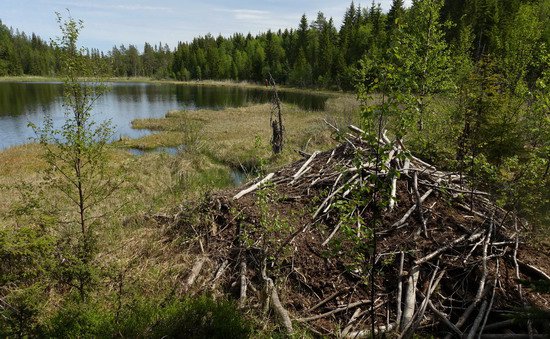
[1,0,549,90]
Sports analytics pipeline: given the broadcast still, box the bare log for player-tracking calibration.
[270,284,293,334]
[239,260,247,308]
[185,256,207,291]
[233,173,274,199]
[291,151,319,184]
[400,266,420,331]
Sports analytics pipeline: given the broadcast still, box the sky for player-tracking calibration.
[0,0,410,52]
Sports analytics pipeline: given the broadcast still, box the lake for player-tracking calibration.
[0,81,329,150]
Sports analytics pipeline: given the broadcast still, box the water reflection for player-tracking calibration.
[0,81,328,150]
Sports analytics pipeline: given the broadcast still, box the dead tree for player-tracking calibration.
[269,73,284,154]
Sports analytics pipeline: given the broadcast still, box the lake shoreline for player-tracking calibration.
[0,76,348,97]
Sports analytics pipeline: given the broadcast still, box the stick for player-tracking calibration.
[479,335,547,339]
[297,300,371,322]
[389,175,398,211]
[185,256,206,290]
[402,157,411,175]
[271,284,293,334]
[233,172,274,199]
[517,260,550,281]
[261,260,293,334]
[414,232,483,265]
[322,221,343,246]
[479,258,499,335]
[396,251,405,329]
[400,266,443,338]
[239,260,247,308]
[392,189,433,227]
[313,174,358,218]
[348,124,365,136]
[341,307,362,337]
[209,260,229,288]
[482,319,515,332]
[290,166,311,185]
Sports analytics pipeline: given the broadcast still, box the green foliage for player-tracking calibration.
[40,295,251,338]
[151,295,252,338]
[0,226,54,337]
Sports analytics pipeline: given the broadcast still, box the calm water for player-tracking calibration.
[0,82,328,150]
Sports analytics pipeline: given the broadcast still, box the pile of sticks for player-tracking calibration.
[174,125,550,338]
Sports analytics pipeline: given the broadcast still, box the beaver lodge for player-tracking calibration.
[156,125,550,338]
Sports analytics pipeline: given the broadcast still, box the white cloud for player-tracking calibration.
[230,9,270,22]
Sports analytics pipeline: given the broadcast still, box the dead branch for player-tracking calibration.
[233,173,274,199]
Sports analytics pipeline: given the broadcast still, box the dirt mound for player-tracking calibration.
[162,126,550,337]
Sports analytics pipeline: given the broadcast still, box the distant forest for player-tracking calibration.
[1,0,549,90]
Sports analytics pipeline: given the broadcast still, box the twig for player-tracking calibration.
[307,287,351,312]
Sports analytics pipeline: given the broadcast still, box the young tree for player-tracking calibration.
[31,13,117,301]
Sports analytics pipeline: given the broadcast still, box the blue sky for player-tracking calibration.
[0,0,410,52]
